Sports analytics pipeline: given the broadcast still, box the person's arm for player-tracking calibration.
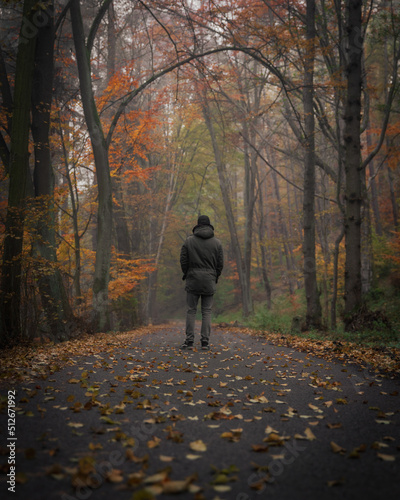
[216,243,223,281]
[180,242,189,280]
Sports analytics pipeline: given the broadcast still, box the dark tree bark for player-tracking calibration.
[59,120,83,304]
[0,0,38,347]
[31,0,74,341]
[271,168,295,295]
[0,47,12,170]
[303,0,322,329]
[364,129,382,235]
[106,3,132,261]
[70,0,113,331]
[387,160,399,229]
[255,169,272,308]
[343,0,364,323]
[331,226,345,329]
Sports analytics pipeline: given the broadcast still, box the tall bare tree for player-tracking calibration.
[70,0,114,331]
[303,0,322,328]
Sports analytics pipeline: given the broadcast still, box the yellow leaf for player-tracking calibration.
[377,453,395,462]
[189,440,207,452]
[213,485,232,492]
[162,478,193,494]
[68,422,84,428]
[144,471,168,484]
[147,436,161,449]
[88,442,103,450]
[330,441,346,453]
[304,428,317,441]
[106,469,124,483]
[220,432,234,439]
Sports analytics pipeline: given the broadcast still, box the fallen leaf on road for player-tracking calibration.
[213,485,231,492]
[144,471,168,484]
[330,441,346,454]
[295,428,316,441]
[377,453,396,461]
[67,422,84,428]
[106,469,124,483]
[162,476,195,494]
[252,444,269,452]
[189,440,207,452]
[327,478,345,487]
[327,422,342,429]
[147,436,161,449]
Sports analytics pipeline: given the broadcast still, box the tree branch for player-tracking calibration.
[241,132,337,204]
[86,0,113,56]
[362,43,400,170]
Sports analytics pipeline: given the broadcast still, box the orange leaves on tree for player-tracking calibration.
[109,249,156,302]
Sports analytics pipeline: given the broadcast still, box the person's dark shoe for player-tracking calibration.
[180,341,193,350]
[201,341,210,350]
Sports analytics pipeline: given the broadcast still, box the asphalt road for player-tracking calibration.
[1,324,399,500]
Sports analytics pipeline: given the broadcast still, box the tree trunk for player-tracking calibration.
[387,159,399,229]
[0,47,12,170]
[113,176,132,258]
[343,0,363,323]
[106,1,131,260]
[59,123,83,303]
[271,169,295,295]
[107,2,116,79]
[255,157,272,308]
[0,0,38,347]
[241,116,257,315]
[365,129,382,235]
[201,94,252,317]
[31,0,74,341]
[256,194,272,308]
[303,0,322,329]
[70,0,113,331]
[331,226,345,329]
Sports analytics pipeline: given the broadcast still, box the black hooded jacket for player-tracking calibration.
[180,225,223,295]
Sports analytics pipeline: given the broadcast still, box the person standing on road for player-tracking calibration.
[180,215,224,350]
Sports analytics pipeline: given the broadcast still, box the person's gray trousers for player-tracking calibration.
[185,292,214,343]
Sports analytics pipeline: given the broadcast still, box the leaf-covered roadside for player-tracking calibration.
[0,328,152,387]
[1,324,399,390]
[219,326,400,376]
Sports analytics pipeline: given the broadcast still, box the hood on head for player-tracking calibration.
[193,225,214,239]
